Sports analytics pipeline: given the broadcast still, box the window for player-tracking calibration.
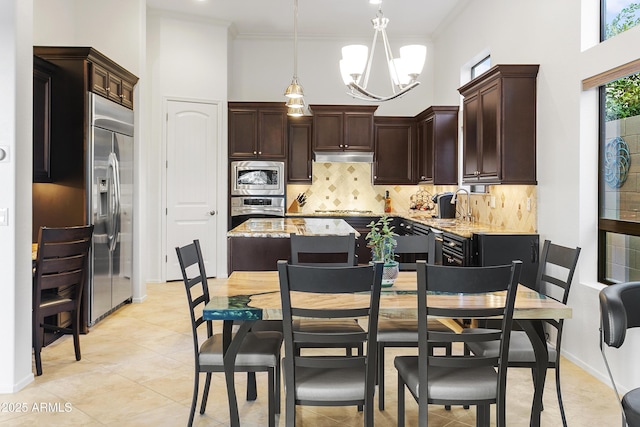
[598,70,640,283]
[601,1,640,41]
[471,56,491,79]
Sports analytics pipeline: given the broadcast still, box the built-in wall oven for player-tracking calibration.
[230,196,285,229]
[230,160,285,196]
[229,160,286,229]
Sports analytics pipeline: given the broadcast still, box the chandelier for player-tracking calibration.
[339,0,426,102]
[284,0,305,117]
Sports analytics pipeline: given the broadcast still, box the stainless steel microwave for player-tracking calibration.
[230,160,285,196]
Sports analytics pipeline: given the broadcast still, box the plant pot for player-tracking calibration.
[381,261,399,287]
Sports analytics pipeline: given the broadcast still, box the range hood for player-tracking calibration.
[313,151,374,163]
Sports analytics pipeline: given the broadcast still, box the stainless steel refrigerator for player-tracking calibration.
[86,93,134,325]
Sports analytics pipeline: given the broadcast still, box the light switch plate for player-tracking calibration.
[490,196,496,208]
[0,208,8,226]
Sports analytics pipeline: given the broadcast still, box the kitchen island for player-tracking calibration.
[227,217,359,272]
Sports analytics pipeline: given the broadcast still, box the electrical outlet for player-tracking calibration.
[0,208,7,226]
[526,197,531,212]
[490,196,496,208]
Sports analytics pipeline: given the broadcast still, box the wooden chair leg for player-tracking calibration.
[268,368,275,427]
[72,310,81,361]
[33,316,43,376]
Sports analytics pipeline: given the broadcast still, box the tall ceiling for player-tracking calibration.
[145,0,462,39]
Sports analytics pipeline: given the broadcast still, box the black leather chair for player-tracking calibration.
[176,240,283,427]
[395,260,522,427]
[465,239,580,426]
[376,234,454,411]
[600,282,640,427]
[277,260,383,427]
[32,225,94,376]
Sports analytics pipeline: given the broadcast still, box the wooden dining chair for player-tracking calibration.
[376,234,455,411]
[290,233,364,357]
[176,240,283,427]
[395,260,522,427]
[465,239,580,426]
[277,260,383,427]
[32,225,94,376]
[600,281,640,427]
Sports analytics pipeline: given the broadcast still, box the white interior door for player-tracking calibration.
[165,100,219,281]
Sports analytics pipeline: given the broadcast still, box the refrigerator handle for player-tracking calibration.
[107,152,121,252]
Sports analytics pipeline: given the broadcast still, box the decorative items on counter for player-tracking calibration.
[409,188,434,211]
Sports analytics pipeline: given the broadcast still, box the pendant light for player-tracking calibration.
[284,0,305,116]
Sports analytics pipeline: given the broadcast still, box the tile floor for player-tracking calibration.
[1,281,623,426]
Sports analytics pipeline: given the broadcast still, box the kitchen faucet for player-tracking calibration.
[451,188,472,222]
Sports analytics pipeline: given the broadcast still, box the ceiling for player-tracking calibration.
[145,0,462,39]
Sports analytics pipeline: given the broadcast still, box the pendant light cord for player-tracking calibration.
[293,0,298,79]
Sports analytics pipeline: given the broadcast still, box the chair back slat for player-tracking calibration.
[34,225,94,307]
[394,234,430,270]
[416,260,522,404]
[535,240,581,305]
[290,233,356,266]
[175,240,212,360]
[278,260,383,406]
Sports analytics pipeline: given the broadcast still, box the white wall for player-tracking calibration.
[146,12,229,281]
[0,0,35,394]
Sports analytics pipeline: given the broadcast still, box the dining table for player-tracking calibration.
[203,270,572,427]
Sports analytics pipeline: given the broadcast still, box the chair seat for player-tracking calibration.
[199,331,282,368]
[394,355,498,402]
[623,388,640,427]
[464,329,557,363]
[286,360,366,402]
[293,319,364,334]
[377,319,451,342]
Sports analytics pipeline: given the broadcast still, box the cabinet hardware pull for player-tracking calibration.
[209,210,216,216]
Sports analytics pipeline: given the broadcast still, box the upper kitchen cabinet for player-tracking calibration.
[415,106,458,185]
[228,102,288,159]
[373,117,416,185]
[310,105,378,152]
[458,64,539,185]
[34,47,138,110]
[287,116,313,183]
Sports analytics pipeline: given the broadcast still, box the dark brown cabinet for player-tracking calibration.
[287,116,313,182]
[33,56,56,182]
[458,64,539,184]
[91,63,135,109]
[310,105,377,152]
[415,106,458,185]
[373,117,416,185]
[228,102,288,159]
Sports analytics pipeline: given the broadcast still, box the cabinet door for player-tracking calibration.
[121,79,134,109]
[107,73,123,104]
[288,117,312,182]
[33,62,53,182]
[229,108,258,158]
[479,82,500,179]
[417,117,434,182]
[462,94,479,180]
[373,119,415,185]
[313,112,343,151]
[91,63,109,98]
[258,109,287,158]
[344,112,374,151]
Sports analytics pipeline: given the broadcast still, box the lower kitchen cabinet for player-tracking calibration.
[228,237,290,272]
[473,233,539,288]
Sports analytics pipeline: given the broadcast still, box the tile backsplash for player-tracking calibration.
[286,162,537,232]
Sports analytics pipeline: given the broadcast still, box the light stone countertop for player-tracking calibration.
[284,210,535,238]
[227,217,360,238]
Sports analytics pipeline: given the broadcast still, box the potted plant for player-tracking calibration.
[366,215,399,286]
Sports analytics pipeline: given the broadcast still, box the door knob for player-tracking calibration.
[209,210,216,216]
